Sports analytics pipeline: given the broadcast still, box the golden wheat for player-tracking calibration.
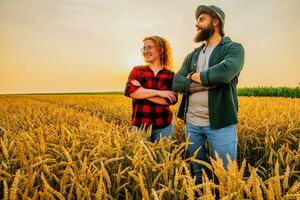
[0,95,299,199]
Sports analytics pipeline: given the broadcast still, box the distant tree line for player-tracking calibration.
[237,87,300,98]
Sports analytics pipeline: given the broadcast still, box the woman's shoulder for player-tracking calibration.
[131,65,149,71]
[163,67,175,75]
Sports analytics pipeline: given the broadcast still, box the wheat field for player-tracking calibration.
[0,95,299,199]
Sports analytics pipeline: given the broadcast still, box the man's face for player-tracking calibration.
[194,13,214,43]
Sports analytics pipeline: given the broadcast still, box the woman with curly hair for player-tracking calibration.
[124,36,178,142]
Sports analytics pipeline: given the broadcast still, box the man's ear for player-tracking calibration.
[213,18,220,27]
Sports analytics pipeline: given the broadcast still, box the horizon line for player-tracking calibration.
[1,86,299,95]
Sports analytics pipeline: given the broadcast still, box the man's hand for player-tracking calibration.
[191,72,201,83]
[186,71,195,79]
[187,71,201,84]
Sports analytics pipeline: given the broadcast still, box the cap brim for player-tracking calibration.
[195,5,214,19]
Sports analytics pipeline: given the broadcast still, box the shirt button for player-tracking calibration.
[194,63,196,66]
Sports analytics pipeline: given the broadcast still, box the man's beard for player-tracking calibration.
[194,22,214,43]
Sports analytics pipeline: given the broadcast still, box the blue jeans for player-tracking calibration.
[132,122,174,142]
[185,122,238,184]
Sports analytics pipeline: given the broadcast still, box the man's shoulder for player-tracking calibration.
[221,37,244,49]
[219,37,245,60]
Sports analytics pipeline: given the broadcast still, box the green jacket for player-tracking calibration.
[172,37,245,129]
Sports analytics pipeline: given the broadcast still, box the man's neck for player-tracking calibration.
[206,33,222,47]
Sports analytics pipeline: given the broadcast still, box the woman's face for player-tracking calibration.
[142,39,160,64]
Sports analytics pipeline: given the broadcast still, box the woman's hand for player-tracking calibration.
[131,79,141,87]
[157,90,177,103]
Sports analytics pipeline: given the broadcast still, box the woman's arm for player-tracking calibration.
[129,87,160,99]
[129,79,177,103]
[130,87,177,103]
[146,97,169,105]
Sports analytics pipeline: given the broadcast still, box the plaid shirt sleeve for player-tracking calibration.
[124,67,141,97]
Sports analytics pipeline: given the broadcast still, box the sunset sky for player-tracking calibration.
[1,0,299,94]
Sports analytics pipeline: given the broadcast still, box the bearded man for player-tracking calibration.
[172,5,245,184]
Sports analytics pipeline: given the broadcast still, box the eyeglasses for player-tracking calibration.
[140,45,156,53]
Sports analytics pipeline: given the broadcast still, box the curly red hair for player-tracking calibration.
[143,36,173,70]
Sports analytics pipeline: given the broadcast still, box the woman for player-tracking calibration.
[124,36,178,142]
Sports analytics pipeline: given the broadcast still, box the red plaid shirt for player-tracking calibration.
[124,65,178,130]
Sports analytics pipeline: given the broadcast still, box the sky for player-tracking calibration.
[0,0,299,94]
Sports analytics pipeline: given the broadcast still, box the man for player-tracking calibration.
[172,5,245,184]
